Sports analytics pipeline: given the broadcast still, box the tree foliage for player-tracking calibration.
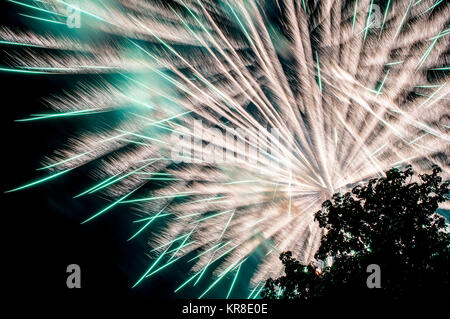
[262,166,449,301]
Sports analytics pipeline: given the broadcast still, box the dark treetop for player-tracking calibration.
[262,165,449,302]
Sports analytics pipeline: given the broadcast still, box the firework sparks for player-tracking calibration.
[3,0,449,298]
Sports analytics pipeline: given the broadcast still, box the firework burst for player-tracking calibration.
[3,0,449,298]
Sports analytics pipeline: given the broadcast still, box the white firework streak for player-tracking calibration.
[3,0,449,298]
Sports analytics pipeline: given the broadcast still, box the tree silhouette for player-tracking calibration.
[262,166,449,302]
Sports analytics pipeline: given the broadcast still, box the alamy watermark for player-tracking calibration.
[369,4,382,29]
[169,119,294,173]
[366,264,381,288]
[66,264,81,288]
[66,1,81,29]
